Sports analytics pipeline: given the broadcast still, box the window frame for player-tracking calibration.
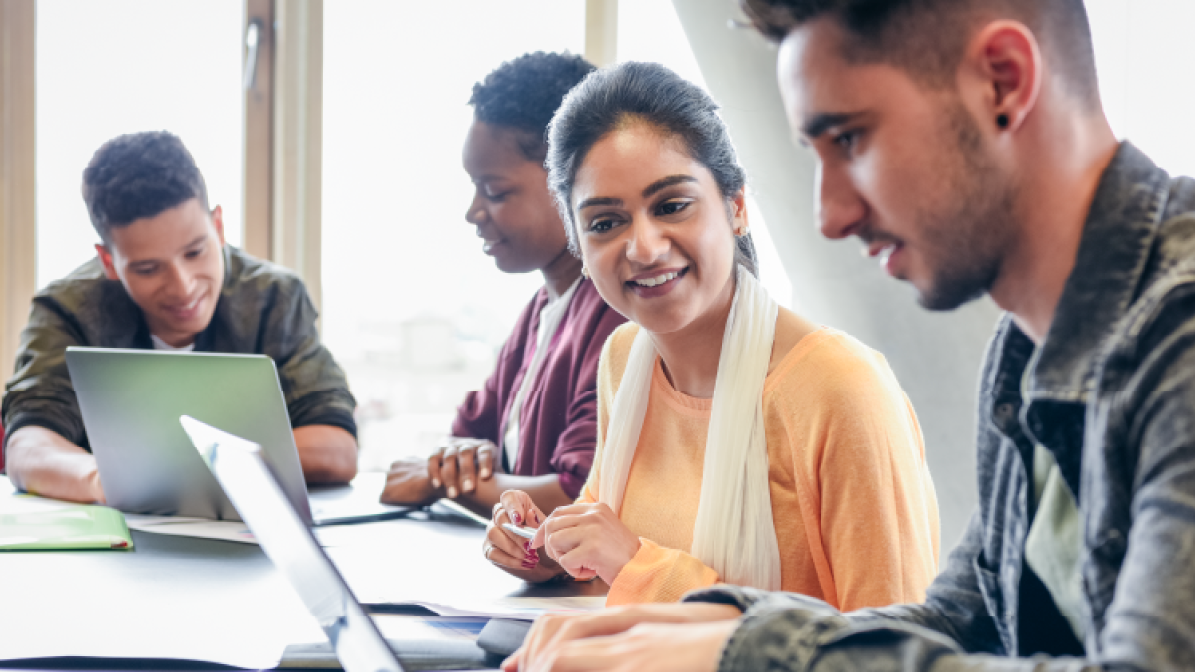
[0,0,36,383]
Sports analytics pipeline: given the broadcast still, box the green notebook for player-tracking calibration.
[0,505,134,551]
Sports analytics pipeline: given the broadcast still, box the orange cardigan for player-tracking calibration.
[582,324,940,609]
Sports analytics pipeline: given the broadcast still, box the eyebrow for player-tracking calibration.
[576,196,623,210]
[801,112,862,141]
[181,234,208,251]
[642,174,698,198]
[576,174,699,211]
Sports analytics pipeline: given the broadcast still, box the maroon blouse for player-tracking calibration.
[450,279,625,499]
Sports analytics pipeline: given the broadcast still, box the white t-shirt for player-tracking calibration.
[151,334,196,352]
[503,278,581,470]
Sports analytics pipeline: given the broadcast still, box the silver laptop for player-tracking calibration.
[66,347,313,524]
[180,416,498,672]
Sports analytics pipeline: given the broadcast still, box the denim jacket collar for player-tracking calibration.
[983,143,1171,495]
[1023,142,1172,402]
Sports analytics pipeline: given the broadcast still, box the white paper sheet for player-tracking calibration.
[123,514,381,547]
[410,596,607,620]
[123,514,259,544]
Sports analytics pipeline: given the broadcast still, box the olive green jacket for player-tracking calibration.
[2,246,356,452]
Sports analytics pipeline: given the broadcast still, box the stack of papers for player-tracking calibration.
[122,515,256,544]
[410,596,607,620]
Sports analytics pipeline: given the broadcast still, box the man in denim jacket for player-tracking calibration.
[503,1,1195,670]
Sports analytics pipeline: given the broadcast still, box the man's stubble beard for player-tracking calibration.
[914,102,1018,312]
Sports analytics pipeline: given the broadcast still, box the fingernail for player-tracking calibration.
[512,512,522,525]
[523,541,531,551]
[447,486,457,498]
[463,479,473,491]
[431,478,440,488]
[481,469,491,478]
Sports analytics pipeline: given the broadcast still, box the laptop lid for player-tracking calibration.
[180,415,405,672]
[66,347,311,524]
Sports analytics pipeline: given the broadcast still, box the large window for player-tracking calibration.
[322,1,587,470]
[35,0,244,289]
[1088,0,1195,179]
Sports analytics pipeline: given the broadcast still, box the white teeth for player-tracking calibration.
[878,245,896,265]
[634,271,679,288]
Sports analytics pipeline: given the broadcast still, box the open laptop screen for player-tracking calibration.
[180,415,404,672]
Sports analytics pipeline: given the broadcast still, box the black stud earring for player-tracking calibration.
[996,114,1010,129]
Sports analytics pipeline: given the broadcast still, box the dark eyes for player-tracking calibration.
[832,129,861,153]
[657,200,688,217]
[586,198,691,234]
[589,217,617,233]
[129,246,206,275]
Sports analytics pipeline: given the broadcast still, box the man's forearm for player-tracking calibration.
[293,425,358,484]
[456,472,573,517]
[5,426,104,503]
[684,588,1122,672]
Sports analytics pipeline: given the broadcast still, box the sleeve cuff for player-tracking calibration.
[558,469,585,500]
[293,408,358,440]
[707,593,848,672]
[3,412,86,452]
[682,585,774,612]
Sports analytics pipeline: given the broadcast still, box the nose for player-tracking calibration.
[816,162,867,241]
[625,216,670,265]
[465,191,486,226]
[164,261,196,300]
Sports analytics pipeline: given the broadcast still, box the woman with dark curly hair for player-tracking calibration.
[380,52,625,517]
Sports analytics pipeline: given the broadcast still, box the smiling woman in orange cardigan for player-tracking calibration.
[579,323,939,608]
[480,62,939,610]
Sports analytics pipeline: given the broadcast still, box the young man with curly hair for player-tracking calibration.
[379,52,626,516]
[500,1,1195,670]
[3,131,359,503]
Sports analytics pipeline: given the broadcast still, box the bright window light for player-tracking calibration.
[322,1,586,468]
[1088,0,1195,178]
[35,0,243,289]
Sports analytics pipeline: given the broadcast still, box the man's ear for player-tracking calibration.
[210,205,226,246]
[962,20,1042,133]
[95,243,120,280]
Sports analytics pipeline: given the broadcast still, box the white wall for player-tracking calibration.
[672,0,1003,548]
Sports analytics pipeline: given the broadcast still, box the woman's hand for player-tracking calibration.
[381,437,499,505]
[503,603,743,672]
[483,490,565,583]
[379,457,442,506]
[531,503,641,584]
[428,437,500,498]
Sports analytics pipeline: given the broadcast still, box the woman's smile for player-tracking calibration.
[626,266,690,298]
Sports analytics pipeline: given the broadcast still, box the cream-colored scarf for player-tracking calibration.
[598,265,782,590]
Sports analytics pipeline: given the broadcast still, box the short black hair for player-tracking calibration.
[82,131,210,243]
[740,0,1100,106]
[468,51,596,163]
